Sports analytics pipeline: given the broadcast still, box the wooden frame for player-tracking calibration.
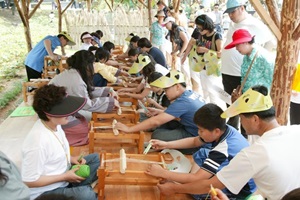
[97,152,166,200]
[91,105,139,124]
[89,121,145,154]
[42,56,68,79]
[22,80,49,102]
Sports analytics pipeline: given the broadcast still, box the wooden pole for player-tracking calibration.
[148,0,152,28]
[271,0,300,125]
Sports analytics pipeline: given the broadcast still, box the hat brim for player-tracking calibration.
[44,96,86,117]
[224,38,252,49]
[224,6,239,14]
[64,34,76,46]
[150,76,175,88]
[221,88,273,118]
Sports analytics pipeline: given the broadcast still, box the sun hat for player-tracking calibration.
[224,29,254,49]
[155,10,165,18]
[44,95,87,117]
[82,33,92,39]
[125,33,137,42]
[221,87,273,118]
[58,31,76,46]
[150,70,185,88]
[224,0,247,14]
[162,17,175,25]
[128,54,151,74]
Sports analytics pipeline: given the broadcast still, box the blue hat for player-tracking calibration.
[224,0,246,14]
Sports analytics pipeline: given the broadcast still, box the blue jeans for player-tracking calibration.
[39,153,100,200]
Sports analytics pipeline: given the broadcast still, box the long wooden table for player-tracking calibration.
[0,102,38,170]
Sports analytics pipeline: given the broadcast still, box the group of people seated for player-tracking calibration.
[2,0,300,199]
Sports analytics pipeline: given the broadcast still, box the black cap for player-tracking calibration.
[44,95,87,117]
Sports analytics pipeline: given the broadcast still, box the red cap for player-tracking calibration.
[224,29,254,49]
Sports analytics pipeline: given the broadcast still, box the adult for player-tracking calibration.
[24,31,75,81]
[138,37,167,68]
[145,104,256,199]
[79,32,92,50]
[116,35,140,59]
[155,85,300,200]
[225,29,274,94]
[22,84,100,200]
[150,10,168,61]
[212,3,223,33]
[290,63,300,125]
[221,0,276,129]
[182,14,224,108]
[0,151,30,200]
[49,50,119,146]
[162,17,191,89]
[116,70,206,154]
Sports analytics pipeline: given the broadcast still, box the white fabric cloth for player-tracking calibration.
[221,14,275,76]
[155,63,169,75]
[217,125,300,200]
[22,120,70,200]
[80,43,92,51]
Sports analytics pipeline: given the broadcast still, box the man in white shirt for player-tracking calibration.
[154,85,300,200]
[221,0,276,130]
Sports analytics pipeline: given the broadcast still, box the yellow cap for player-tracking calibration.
[58,31,76,46]
[128,54,151,74]
[150,70,185,88]
[221,88,273,118]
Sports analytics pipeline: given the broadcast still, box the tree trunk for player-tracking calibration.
[271,0,300,125]
[265,0,280,28]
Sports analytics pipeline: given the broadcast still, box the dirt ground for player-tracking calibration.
[0,68,26,125]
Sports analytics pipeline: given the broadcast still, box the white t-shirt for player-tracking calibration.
[221,14,275,76]
[217,125,300,199]
[22,119,70,200]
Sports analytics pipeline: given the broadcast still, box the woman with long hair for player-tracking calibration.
[49,50,119,146]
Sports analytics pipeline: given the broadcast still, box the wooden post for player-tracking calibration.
[271,0,300,125]
[148,0,152,28]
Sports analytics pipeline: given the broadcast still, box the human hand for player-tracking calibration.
[177,52,183,57]
[145,164,165,178]
[150,139,168,150]
[109,88,119,100]
[231,85,241,103]
[64,167,85,183]
[211,188,230,200]
[115,122,130,132]
[50,54,59,61]
[113,99,120,110]
[196,46,207,54]
[71,155,86,165]
[157,181,177,196]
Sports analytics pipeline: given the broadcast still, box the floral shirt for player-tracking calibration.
[150,21,167,46]
[241,46,275,93]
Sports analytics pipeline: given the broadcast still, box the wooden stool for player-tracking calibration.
[97,151,167,200]
[89,121,145,154]
[22,79,49,102]
[42,56,68,79]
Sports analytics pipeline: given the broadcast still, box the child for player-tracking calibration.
[22,84,100,200]
[116,70,206,154]
[145,103,256,199]
[93,47,129,87]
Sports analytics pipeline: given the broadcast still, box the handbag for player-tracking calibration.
[231,50,259,102]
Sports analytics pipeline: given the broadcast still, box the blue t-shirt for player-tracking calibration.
[165,90,205,136]
[25,35,61,72]
[193,125,257,198]
[149,47,167,68]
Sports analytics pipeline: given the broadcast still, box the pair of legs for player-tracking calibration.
[38,153,100,200]
[25,65,42,81]
[151,124,201,155]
